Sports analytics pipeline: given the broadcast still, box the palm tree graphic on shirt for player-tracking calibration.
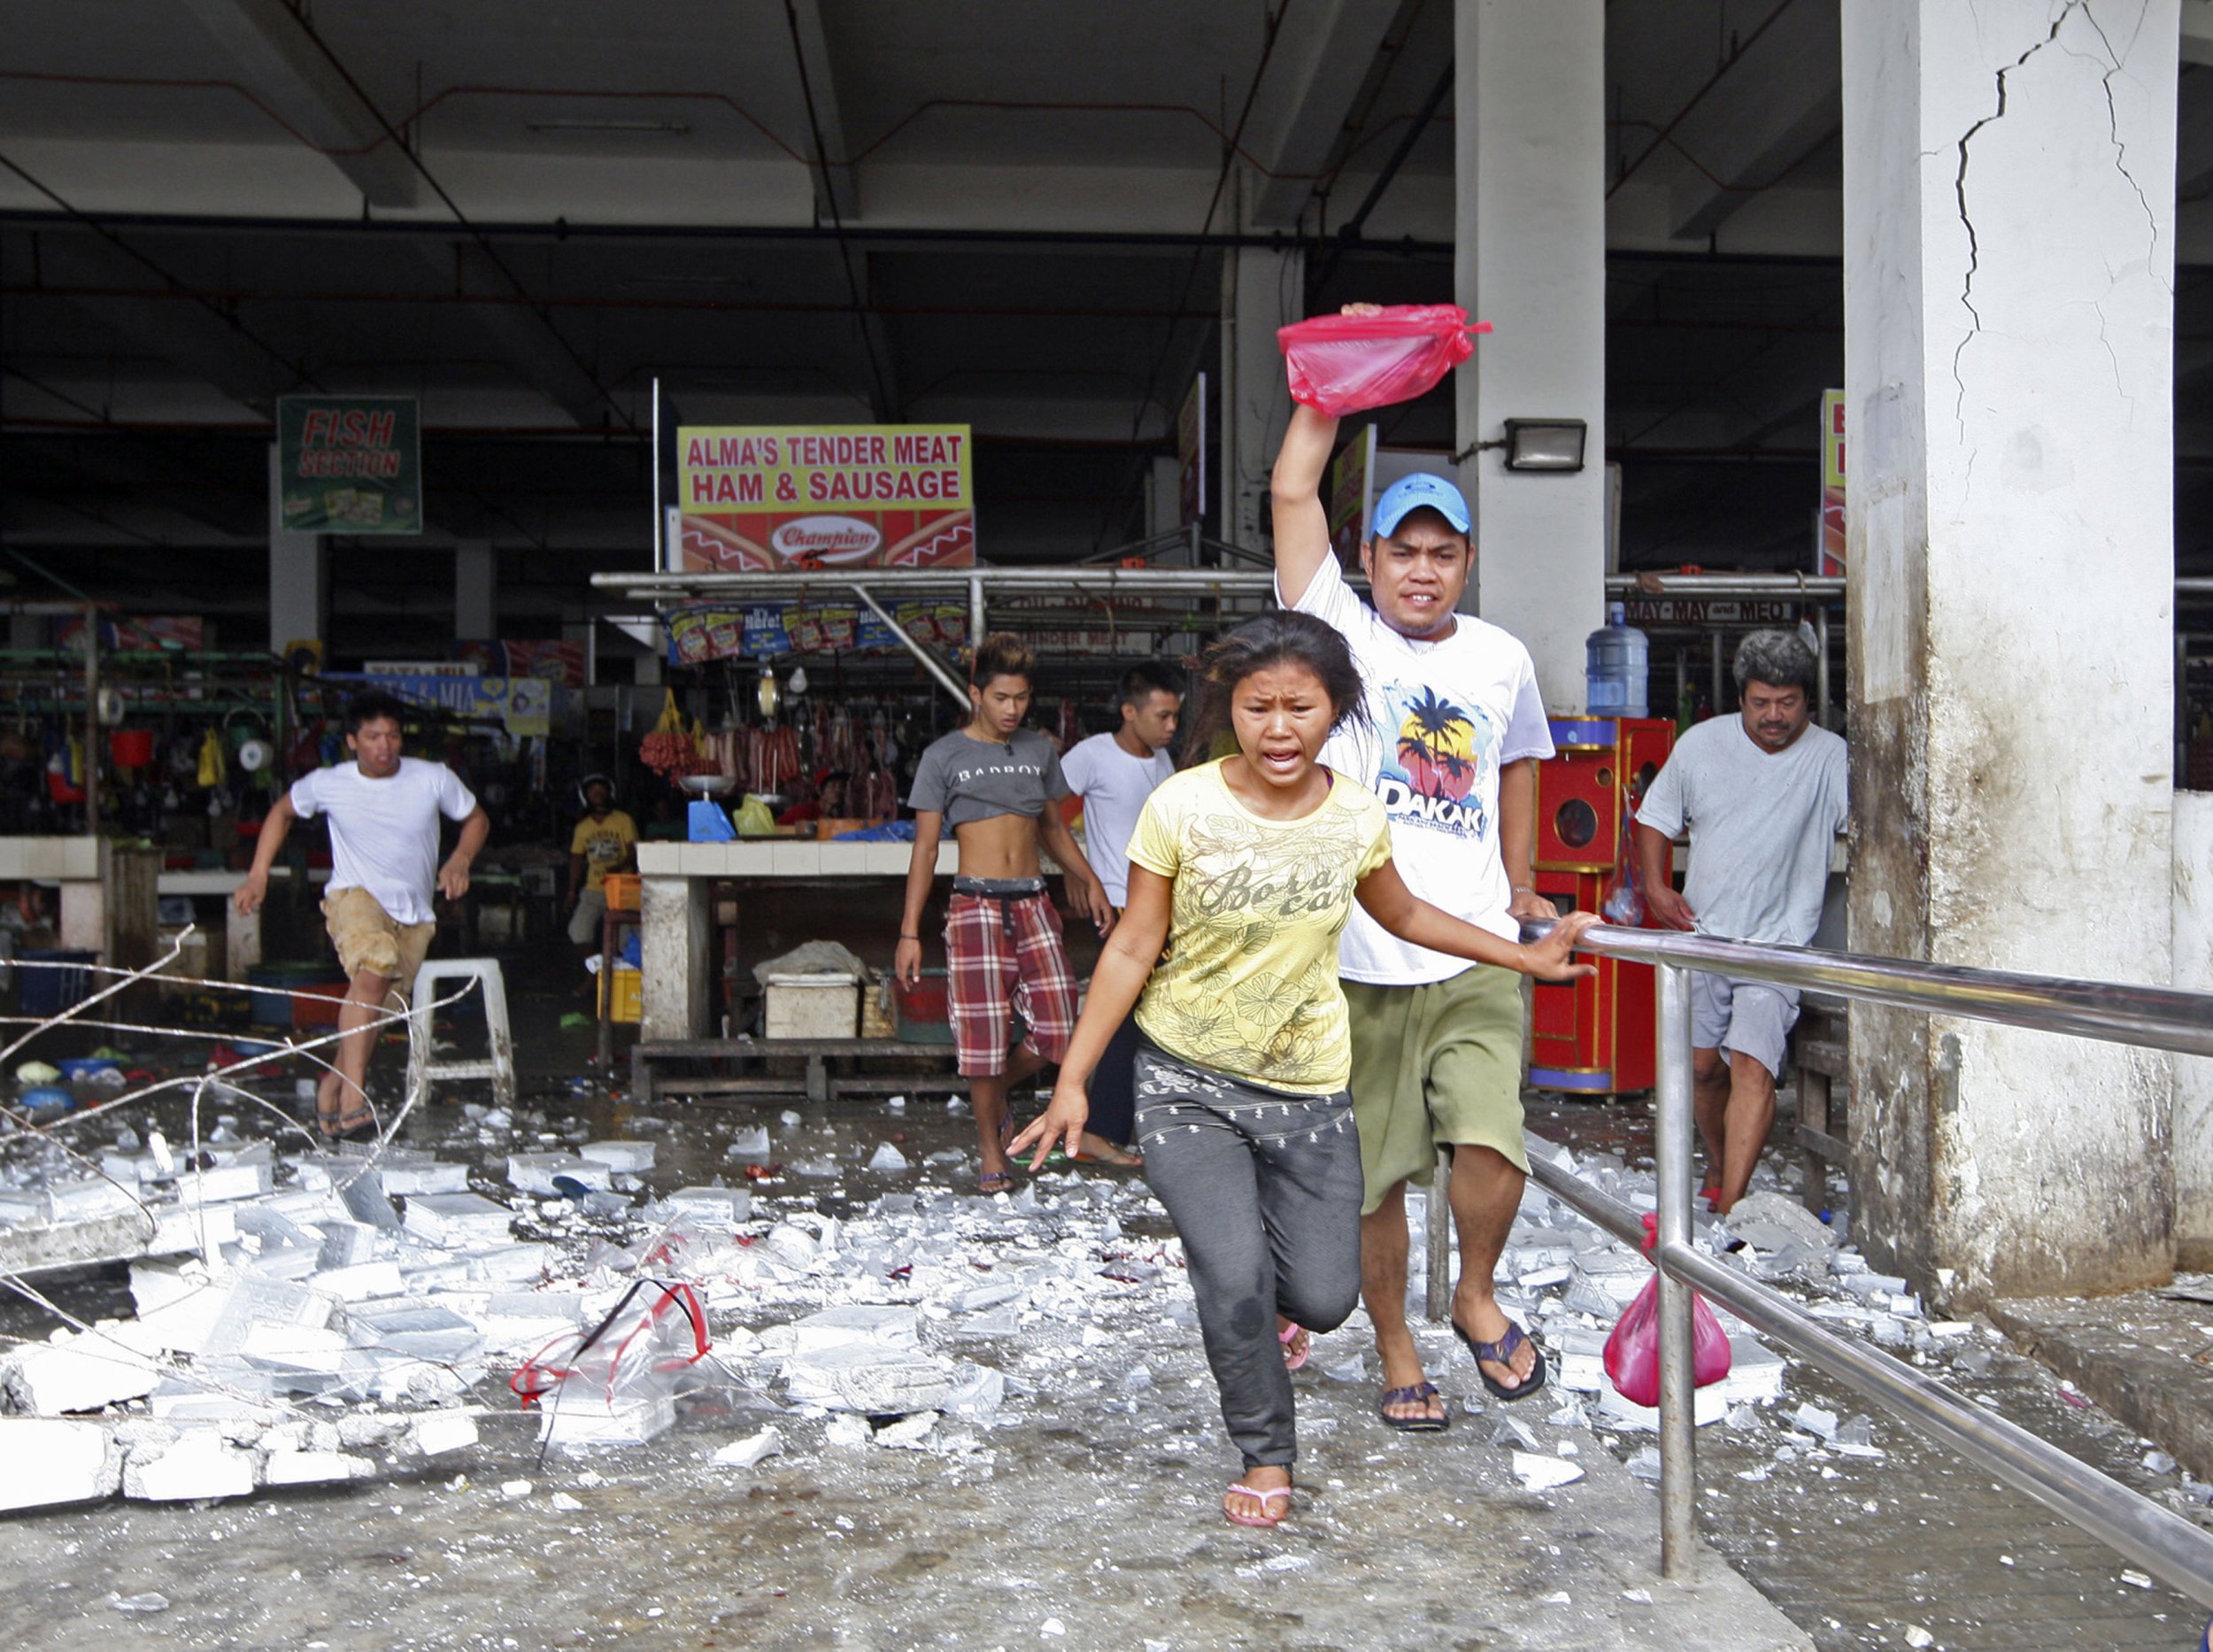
[1392,686,1479,802]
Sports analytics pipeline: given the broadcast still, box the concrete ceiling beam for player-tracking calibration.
[178,0,420,209]
[1247,0,1406,228]
[1659,0,1839,242]
[787,0,860,221]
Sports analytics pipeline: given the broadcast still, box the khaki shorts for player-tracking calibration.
[1345,965,1528,1216]
[567,885,608,947]
[322,887,435,994]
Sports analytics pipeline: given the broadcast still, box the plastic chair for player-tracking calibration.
[406,957,517,1110]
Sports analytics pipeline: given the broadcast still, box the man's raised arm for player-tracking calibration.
[1269,403,1340,608]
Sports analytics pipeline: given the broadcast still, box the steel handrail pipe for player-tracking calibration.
[1604,573,1846,599]
[1524,919,2213,1060]
[1521,1146,2213,1608]
[590,567,1284,598]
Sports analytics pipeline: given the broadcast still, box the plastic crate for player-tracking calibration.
[602,873,642,912]
[20,949,96,1019]
[603,966,642,1023]
[891,969,954,1046]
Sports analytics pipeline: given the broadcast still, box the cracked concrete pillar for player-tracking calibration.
[1453,0,1607,710]
[1841,0,2178,1299]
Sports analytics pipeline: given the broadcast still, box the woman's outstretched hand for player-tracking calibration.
[1008,1078,1091,1171]
[1523,908,1600,980]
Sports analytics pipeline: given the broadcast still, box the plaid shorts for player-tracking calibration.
[944,879,1078,1078]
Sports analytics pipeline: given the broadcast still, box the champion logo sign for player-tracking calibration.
[771,515,883,561]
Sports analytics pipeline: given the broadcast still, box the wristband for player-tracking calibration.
[898,933,919,940]
[1511,883,1538,896]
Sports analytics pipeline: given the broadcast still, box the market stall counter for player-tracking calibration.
[634,837,960,1041]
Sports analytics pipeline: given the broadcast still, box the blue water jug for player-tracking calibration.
[1585,602,1649,719]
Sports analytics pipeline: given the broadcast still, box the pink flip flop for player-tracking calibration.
[1223,1483,1292,1528]
[1278,1321,1311,1371]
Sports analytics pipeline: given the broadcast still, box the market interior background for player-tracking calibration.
[2,5,2213,1648]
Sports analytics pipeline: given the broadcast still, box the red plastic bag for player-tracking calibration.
[1603,1214,1732,1408]
[1276,304,1492,416]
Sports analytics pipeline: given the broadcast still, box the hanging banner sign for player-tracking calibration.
[352,673,550,737]
[57,615,205,654]
[672,425,975,572]
[1327,423,1376,565]
[665,601,968,667]
[1177,374,1207,527]
[1817,388,1845,577]
[453,638,586,688]
[275,397,422,535]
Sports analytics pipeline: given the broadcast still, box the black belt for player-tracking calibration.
[953,876,1046,924]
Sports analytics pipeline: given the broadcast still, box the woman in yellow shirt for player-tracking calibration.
[1014,611,1594,1530]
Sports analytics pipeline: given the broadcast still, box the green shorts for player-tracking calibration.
[1345,966,1528,1216]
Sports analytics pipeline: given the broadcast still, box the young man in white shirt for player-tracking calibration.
[1273,394,1558,1427]
[1634,629,1847,1214]
[235,691,489,1139]
[1058,660,1184,1153]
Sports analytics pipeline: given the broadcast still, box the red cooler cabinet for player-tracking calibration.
[1528,717,1676,1095]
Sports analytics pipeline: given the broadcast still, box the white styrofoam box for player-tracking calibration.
[310,1262,406,1302]
[403,1193,515,1248]
[664,1185,752,1226]
[171,1162,274,1206]
[763,972,860,1039]
[506,1153,613,1196]
[580,1140,656,1174]
[538,1393,675,1449]
[0,1418,121,1509]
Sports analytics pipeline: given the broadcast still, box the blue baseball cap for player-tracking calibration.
[1369,472,1470,539]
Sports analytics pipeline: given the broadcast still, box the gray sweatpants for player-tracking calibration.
[1135,1044,1365,1470]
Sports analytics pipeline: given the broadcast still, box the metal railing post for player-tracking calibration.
[1654,961,1698,1579]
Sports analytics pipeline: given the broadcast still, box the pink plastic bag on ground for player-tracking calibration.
[1603,1212,1732,1408]
[1276,304,1492,416]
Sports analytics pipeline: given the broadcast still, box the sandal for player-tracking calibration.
[1223,1481,1292,1528]
[1453,1317,1547,1402]
[975,1168,1018,1196]
[1277,1321,1311,1372]
[1376,1381,1451,1432]
[320,1105,378,1144]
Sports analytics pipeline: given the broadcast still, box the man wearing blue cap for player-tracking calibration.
[1271,390,1556,1429]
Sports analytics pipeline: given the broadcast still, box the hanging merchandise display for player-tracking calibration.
[1276,305,1491,417]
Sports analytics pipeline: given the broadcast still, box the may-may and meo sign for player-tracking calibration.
[673,425,974,572]
[276,397,421,534]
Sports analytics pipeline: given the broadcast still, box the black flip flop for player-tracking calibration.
[1455,1318,1548,1402]
[1377,1381,1451,1432]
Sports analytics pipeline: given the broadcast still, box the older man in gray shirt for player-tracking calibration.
[1633,629,1847,1214]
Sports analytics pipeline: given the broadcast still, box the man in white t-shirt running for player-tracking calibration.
[1058,660,1184,1154]
[1273,387,1557,1428]
[235,691,489,1140]
[1634,629,1847,1215]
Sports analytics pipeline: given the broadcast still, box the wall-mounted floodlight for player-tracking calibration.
[1501,418,1588,473]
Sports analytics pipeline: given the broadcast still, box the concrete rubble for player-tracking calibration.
[0,1061,2049,1548]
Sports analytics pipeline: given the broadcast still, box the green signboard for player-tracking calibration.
[275,397,422,534]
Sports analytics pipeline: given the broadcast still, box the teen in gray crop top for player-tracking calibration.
[907,727,1069,828]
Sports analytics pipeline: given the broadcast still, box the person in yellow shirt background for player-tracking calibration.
[567,774,637,969]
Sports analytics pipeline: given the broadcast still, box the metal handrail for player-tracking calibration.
[1538,920,2213,1060]
[1522,918,2213,1605]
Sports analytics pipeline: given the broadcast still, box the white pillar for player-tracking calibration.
[1842,1,2178,1298]
[267,443,325,652]
[1453,0,1607,711]
[2174,792,2213,1270]
[1222,235,1304,553]
[455,541,497,640]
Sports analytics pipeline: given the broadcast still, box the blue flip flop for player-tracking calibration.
[1377,1381,1451,1432]
[1455,1318,1548,1402]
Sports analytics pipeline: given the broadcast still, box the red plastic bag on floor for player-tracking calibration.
[1603,1213,1732,1408]
[1276,304,1492,416]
